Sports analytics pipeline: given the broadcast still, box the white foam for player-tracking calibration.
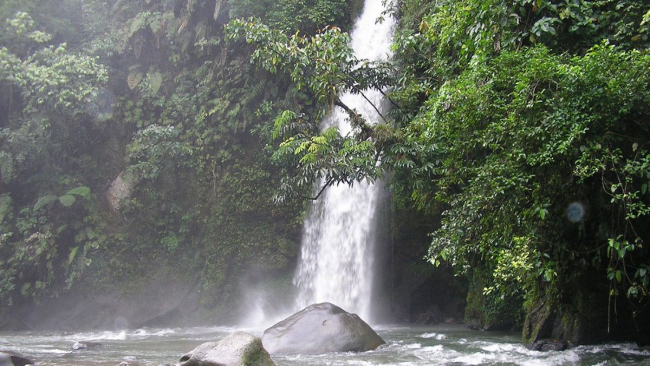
[132,328,177,337]
[452,352,497,364]
[518,350,580,366]
[414,345,445,359]
[481,343,517,353]
[30,348,69,355]
[63,330,127,341]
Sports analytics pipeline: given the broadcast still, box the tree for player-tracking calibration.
[389,0,650,343]
[226,18,395,201]
[0,8,108,302]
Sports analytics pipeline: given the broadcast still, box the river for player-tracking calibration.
[2,324,649,365]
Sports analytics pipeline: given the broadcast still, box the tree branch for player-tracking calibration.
[302,177,335,200]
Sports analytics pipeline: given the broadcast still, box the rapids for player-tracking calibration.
[2,325,649,365]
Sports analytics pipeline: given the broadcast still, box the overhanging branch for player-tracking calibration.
[302,177,335,201]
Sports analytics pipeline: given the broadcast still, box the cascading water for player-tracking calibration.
[293,0,395,322]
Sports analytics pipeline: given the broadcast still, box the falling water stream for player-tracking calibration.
[292,0,395,322]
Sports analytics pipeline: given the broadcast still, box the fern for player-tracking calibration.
[66,186,91,198]
[178,14,190,34]
[0,194,11,224]
[214,0,225,20]
[58,195,76,207]
[127,71,143,89]
[149,71,163,94]
[129,13,150,38]
[34,195,57,211]
[133,37,144,59]
[0,151,14,184]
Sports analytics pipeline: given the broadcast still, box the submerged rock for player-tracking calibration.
[72,341,102,350]
[262,302,385,355]
[527,339,568,352]
[180,331,274,366]
[0,350,34,366]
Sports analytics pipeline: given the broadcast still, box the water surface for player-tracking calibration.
[2,324,648,365]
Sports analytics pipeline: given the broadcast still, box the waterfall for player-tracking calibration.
[293,0,395,322]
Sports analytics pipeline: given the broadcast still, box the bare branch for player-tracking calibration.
[303,177,335,200]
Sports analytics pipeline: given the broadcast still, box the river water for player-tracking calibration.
[2,324,648,365]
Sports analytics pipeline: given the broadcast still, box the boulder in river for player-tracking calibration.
[527,339,568,352]
[0,350,34,366]
[262,302,385,355]
[72,341,102,350]
[180,331,274,366]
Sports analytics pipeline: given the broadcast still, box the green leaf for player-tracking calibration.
[440,248,448,261]
[539,208,547,220]
[34,195,58,211]
[59,195,77,207]
[68,246,79,266]
[57,224,69,234]
[66,186,91,198]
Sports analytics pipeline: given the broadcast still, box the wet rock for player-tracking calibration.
[180,331,274,366]
[0,350,34,366]
[527,339,568,352]
[106,171,136,211]
[414,310,440,325]
[262,302,385,355]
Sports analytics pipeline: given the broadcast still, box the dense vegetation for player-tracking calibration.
[0,0,360,327]
[388,0,650,344]
[229,0,650,344]
[1,0,649,346]
[390,0,650,344]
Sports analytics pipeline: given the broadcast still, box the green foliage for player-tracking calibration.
[390,0,650,330]
[230,0,354,35]
[34,186,91,211]
[0,0,355,319]
[0,5,111,306]
[226,18,394,201]
[126,125,194,180]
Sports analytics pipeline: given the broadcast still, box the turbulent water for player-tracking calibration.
[293,0,395,322]
[2,325,649,365]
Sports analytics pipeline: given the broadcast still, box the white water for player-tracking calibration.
[293,0,395,322]
[3,325,649,365]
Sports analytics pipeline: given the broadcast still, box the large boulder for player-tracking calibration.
[180,331,274,366]
[0,351,34,366]
[262,302,385,355]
